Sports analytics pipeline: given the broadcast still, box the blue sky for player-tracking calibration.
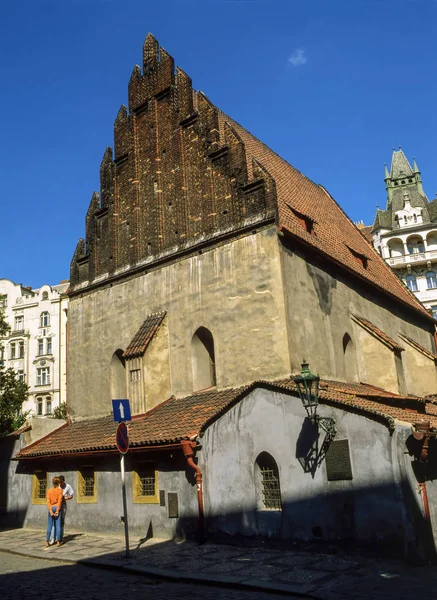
[1,0,436,288]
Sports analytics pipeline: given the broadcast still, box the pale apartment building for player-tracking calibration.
[0,279,68,417]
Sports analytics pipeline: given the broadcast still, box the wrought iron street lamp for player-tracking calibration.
[293,360,336,437]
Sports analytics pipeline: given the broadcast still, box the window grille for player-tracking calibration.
[132,464,159,503]
[80,470,95,497]
[138,467,155,496]
[35,472,47,499]
[260,467,282,510]
[130,369,141,382]
[77,468,97,503]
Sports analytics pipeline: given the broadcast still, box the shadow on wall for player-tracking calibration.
[200,476,436,565]
[0,435,28,529]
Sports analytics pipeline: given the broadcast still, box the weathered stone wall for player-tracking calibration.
[279,240,437,395]
[68,228,290,418]
[200,387,426,555]
[19,451,199,539]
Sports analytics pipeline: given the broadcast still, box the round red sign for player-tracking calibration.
[116,422,129,454]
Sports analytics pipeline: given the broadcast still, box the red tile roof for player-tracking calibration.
[123,311,166,359]
[15,379,437,459]
[351,315,405,352]
[216,111,433,323]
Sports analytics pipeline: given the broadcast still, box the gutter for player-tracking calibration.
[181,440,205,543]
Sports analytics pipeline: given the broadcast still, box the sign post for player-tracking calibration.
[113,400,131,558]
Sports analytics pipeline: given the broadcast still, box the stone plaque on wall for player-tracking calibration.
[325,439,353,481]
[168,492,179,518]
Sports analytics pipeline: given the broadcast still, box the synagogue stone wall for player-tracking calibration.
[201,387,422,554]
[20,452,199,540]
[67,227,290,418]
[279,241,437,396]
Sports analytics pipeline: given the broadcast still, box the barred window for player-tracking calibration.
[255,452,282,511]
[132,463,159,503]
[32,472,47,504]
[77,468,97,503]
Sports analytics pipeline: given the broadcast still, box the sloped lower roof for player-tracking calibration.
[15,379,435,459]
[399,333,437,361]
[123,312,166,359]
[352,315,405,352]
[216,112,432,322]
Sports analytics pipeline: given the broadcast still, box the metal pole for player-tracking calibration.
[120,452,130,558]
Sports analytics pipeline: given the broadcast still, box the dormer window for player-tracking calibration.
[346,246,368,269]
[287,204,315,235]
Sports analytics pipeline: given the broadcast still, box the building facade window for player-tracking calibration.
[191,327,217,391]
[0,295,7,308]
[46,397,52,415]
[10,342,16,359]
[426,271,437,289]
[405,275,418,292]
[37,398,43,415]
[37,367,50,386]
[37,338,52,356]
[17,370,25,383]
[77,468,97,503]
[432,306,437,320]
[40,312,50,327]
[18,340,24,358]
[32,472,47,504]
[14,315,24,331]
[255,452,282,511]
[130,369,141,382]
[132,463,159,503]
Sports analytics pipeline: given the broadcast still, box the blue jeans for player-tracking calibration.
[50,506,65,541]
[46,506,61,542]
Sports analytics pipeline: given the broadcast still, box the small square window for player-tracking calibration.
[77,468,97,503]
[132,464,159,504]
[130,369,141,382]
[32,472,47,504]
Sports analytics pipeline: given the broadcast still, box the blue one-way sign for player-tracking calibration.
[112,399,132,422]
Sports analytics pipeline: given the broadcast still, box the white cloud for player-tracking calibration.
[288,48,307,67]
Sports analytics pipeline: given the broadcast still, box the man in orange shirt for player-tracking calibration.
[46,476,63,547]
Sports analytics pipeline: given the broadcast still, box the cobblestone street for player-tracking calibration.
[0,551,295,600]
[2,529,437,599]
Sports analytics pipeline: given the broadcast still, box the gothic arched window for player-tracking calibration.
[255,452,282,511]
[191,327,216,391]
[110,349,126,400]
[343,333,358,382]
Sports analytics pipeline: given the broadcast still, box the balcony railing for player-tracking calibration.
[387,249,437,266]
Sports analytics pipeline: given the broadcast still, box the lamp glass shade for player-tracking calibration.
[293,360,320,410]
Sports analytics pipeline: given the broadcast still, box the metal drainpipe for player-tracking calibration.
[414,422,431,521]
[181,440,205,543]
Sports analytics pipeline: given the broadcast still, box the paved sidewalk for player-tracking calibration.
[1,528,437,599]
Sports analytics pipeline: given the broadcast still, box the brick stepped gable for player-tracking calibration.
[70,33,277,289]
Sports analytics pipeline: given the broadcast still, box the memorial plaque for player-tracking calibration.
[159,490,166,506]
[168,492,179,518]
[325,439,353,481]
